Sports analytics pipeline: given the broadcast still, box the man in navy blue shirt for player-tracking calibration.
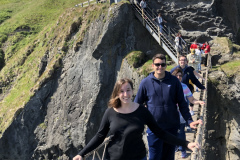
[134,54,202,160]
[171,55,205,115]
[170,55,205,91]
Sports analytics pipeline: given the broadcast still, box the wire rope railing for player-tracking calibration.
[191,54,211,160]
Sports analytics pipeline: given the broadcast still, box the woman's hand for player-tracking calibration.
[190,119,203,129]
[187,142,201,151]
[73,155,83,160]
[199,100,205,106]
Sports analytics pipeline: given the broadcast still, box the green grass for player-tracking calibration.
[125,52,175,77]
[211,65,220,71]
[126,51,145,68]
[139,60,153,77]
[166,64,175,72]
[0,0,110,136]
[220,60,240,77]
[0,0,85,49]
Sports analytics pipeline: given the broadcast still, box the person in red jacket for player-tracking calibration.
[190,40,198,50]
[202,41,210,66]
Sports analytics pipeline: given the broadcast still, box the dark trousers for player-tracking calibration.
[204,53,208,66]
[177,123,186,152]
[147,127,178,160]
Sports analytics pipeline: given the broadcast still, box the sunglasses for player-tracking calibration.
[154,63,166,67]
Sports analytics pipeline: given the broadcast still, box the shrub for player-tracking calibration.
[126,51,145,68]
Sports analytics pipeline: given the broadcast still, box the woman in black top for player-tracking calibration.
[73,78,200,160]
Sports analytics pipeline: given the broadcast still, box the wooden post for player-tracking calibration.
[81,3,83,7]
[88,0,90,5]
[96,0,98,4]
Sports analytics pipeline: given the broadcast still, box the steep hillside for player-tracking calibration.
[0,0,86,135]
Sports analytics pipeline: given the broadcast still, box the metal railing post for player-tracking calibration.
[158,26,161,45]
[177,51,179,65]
[142,9,145,26]
[168,26,170,38]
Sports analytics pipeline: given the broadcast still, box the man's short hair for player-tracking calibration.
[178,55,187,61]
[152,54,166,62]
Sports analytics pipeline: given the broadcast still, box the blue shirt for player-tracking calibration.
[134,71,193,130]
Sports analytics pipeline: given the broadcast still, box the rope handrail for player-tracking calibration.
[191,54,211,160]
[83,135,113,160]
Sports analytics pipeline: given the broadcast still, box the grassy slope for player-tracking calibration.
[0,0,109,136]
[211,37,240,77]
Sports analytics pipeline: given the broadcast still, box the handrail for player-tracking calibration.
[147,6,189,55]
[130,0,179,63]
[191,54,211,160]
[75,0,189,62]
[75,0,104,7]
[83,136,113,160]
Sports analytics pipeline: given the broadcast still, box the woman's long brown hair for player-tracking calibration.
[108,78,133,108]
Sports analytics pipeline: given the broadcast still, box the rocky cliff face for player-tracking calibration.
[150,0,240,43]
[206,71,240,160]
[0,2,162,159]
[202,37,240,160]
[214,0,240,42]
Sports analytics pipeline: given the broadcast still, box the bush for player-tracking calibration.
[126,51,145,68]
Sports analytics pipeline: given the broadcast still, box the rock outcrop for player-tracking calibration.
[204,37,240,160]
[206,71,240,160]
[149,0,240,43]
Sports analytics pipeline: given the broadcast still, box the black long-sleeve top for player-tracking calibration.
[78,105,189,160]
[170,65,205,90]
